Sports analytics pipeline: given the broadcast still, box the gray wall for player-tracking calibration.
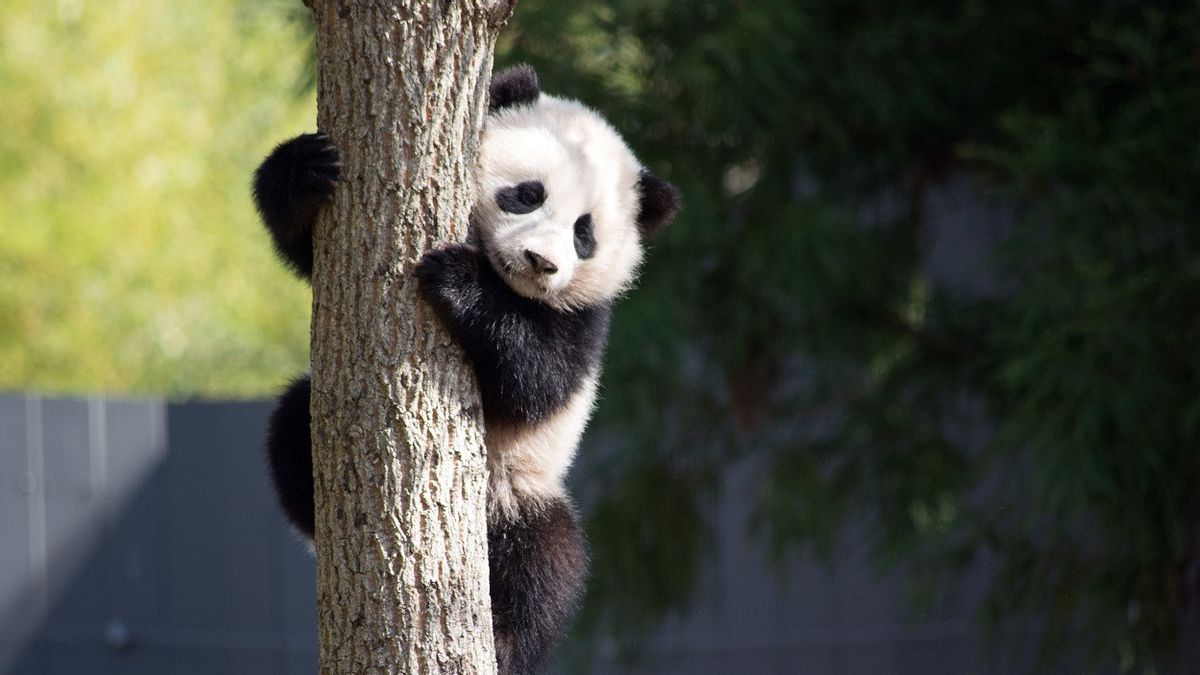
[0,393,1195,675]
[0,396,316,674]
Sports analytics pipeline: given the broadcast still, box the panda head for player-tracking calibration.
[473,65,681,310]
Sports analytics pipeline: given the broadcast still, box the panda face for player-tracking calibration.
[474,95,647,310]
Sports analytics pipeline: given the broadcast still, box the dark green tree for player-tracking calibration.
[497,1,1200,670]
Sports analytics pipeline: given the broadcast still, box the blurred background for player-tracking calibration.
[1,0,1198,673]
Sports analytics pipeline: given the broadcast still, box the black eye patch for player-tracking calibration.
[495,181,545,214]
[573,214,596,259]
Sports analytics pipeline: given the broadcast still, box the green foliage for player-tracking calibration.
[501,0,1200,670]
[0,0,315,396]
[3,0,1196,669]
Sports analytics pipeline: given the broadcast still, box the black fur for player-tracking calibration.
[496,181,546,215]
[489,64,541,112]
[265,380,586,675]
[414,243,612,425]
[490,499,588,675]
[265,376,587,675]
[572,214,596,259]
[251,133,340,278]
[255,65,675,675]
[266,375,315,538]
[635,170,682,237]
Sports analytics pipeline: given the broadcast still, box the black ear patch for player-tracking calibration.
[489,64,540,113]
[636,170,681,237]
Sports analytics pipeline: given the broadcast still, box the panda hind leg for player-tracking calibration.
[488,499,589,675]
[266,374,315,540]
[265,376,589,674]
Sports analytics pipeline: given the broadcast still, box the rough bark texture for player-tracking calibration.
[304,1,512,672]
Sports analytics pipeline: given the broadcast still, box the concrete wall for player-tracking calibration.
[0,393,1195,674]
[0,396,316,674]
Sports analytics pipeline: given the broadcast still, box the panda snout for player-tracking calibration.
[524,250,559,275]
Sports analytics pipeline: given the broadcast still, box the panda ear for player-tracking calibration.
[489,65,540,113]
[636,170,681,237]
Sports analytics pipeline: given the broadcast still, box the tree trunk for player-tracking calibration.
[302,1,513,672]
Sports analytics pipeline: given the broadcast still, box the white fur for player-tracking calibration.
[472,94,647,521]
[486,375,599,521]
[475,95,646,310]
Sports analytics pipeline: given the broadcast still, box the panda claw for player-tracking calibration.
[302,162,340,196]
[297,134,341,197]
[415,244,478,277]
[415,244,482,310]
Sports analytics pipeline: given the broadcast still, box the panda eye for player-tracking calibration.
[573,214,596,259]
[495,180,545,214]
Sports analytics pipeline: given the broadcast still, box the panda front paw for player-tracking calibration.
[253,132,344,279]
[289,132,341,200]
[415,243,483,313]
[254,132,341,212]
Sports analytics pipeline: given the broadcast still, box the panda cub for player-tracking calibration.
[253,65,680,674]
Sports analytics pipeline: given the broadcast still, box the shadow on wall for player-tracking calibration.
[0,396,317,674]
[0,394,1196,675]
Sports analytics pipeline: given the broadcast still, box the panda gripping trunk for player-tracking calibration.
[298,1,510,674]
[256,62,680,675]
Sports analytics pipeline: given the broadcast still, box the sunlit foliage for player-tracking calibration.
[2,0,1196,670]
[0,0,314,396]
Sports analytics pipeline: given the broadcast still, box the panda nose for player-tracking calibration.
[524,250,558,275]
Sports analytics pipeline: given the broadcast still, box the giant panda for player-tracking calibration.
[252,65,680,675]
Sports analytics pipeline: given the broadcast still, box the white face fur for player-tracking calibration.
[473,95,646,310]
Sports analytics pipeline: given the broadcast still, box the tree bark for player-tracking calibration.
[303,1,513,672]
